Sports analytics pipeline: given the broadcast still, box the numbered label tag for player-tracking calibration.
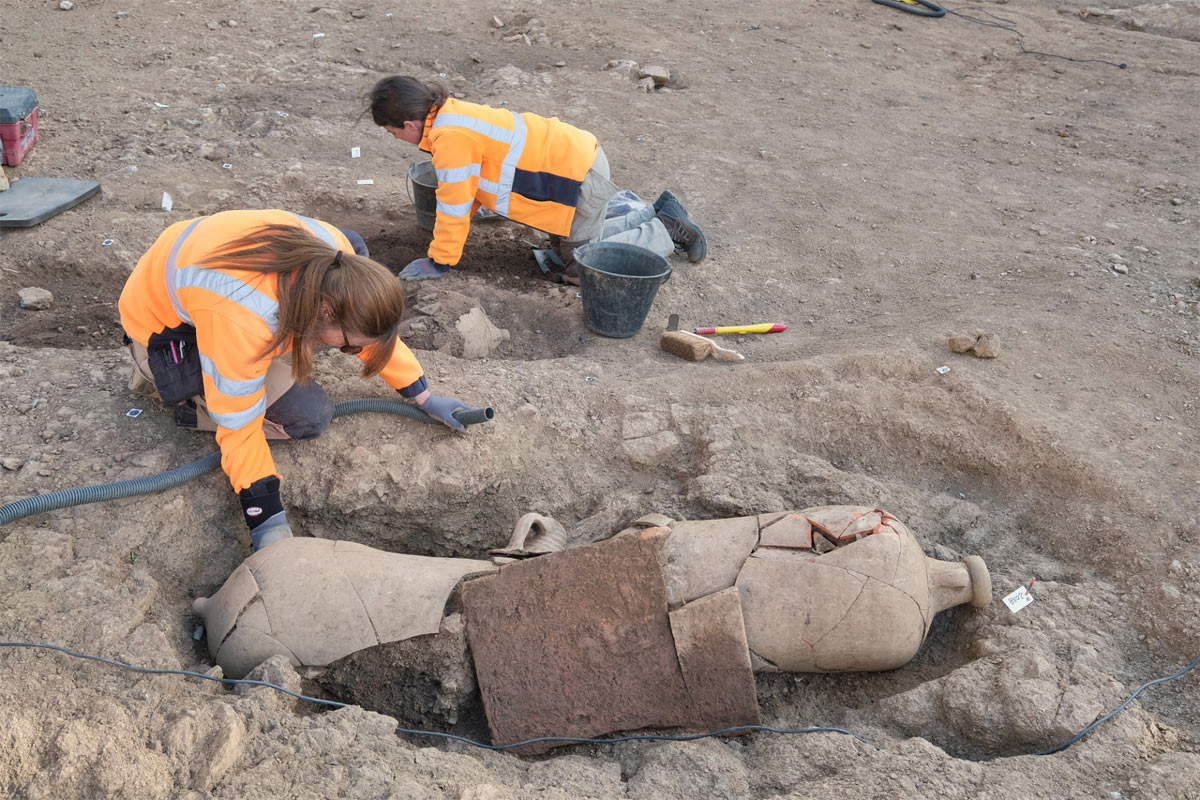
[1003,585,1034,613]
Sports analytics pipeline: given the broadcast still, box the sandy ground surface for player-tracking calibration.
[1,0,1198,797]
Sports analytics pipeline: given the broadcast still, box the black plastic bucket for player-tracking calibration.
[576,242,672,338]
[407,160,437,232]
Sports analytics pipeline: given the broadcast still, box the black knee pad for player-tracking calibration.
[266,382,333,440]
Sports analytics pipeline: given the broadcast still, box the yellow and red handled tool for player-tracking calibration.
[693,323,788,335]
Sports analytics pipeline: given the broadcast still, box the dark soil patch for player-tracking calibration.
[0,253,125,350]
[366,220,559,291]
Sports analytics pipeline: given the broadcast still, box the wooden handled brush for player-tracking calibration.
[659,330,745,362]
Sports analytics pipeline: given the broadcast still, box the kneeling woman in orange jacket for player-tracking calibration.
[119,209,471,551]
[369,75,707,283]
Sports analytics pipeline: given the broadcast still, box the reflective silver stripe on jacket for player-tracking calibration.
[294,215,338,247]
[171,266,279,331]
[435,164,481,184]
[200,353,266,397]
[164,217,280,331]
[432,110,529,216]
[208,396,267,431]
[436,199,474,218]
[494,112,528,216]
[164,217,206,323]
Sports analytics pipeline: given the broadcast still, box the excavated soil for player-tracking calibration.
[1,0,1198,798]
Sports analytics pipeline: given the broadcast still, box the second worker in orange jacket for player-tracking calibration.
[368,76,708,284]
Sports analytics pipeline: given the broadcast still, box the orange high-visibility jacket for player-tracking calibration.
[119,209,425,493]
[419,98,599,266]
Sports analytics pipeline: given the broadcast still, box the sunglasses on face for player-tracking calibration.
[339,323,364,355]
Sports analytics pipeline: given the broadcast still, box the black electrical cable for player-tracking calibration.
[943,4,1127,69]
[872,0,947,18]
[871,0,1128,69]
[1034,651,1200,755]
[4,640,1197,755]
[0,642,870,750]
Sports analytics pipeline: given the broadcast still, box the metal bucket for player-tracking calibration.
[576,242,672,338]
[407,160,437,232]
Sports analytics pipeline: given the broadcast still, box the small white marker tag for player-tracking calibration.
[351,146,361,158]
[1003,585,1034,613]
[936,365,951,375]
[356,179,374,185]
[101,239,114,246]
[161,191,173,211]
[126,408,143,418]
[222,163,233,169]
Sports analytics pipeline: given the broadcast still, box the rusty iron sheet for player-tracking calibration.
[668,587,761,731]
[463,528,753,751]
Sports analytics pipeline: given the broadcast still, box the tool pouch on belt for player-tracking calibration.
[146,326,203,406]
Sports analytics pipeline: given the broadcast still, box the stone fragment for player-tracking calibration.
[235,654,303,713]
[1112,262,1129,275]
[452,306,510,359]
[972,333,999,358]
[638,64,671,86]
[637,76,655,93]
[1,457,22,471]
[491,15,504,27]
[18,287,53,310]
[948,334,976,353]
[604,59,640,77]
[59,0,74,9]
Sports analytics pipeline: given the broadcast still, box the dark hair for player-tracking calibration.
[369,75,447,128]
[198,224,405,383]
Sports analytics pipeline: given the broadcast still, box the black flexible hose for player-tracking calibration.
[0,399,493,526]
[871,0,946,17]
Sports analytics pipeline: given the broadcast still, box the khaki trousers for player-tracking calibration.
[128,342,297,440]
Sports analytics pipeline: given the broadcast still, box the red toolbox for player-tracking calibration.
[0,86,39,167]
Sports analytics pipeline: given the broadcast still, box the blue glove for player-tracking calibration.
[399,257,451,281]
[419,393,468,431]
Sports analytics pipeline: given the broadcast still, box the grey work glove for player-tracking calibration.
[399,257,451,281]
[419,393,468,431]
[250,512,294,552]
[239,475,294,552]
